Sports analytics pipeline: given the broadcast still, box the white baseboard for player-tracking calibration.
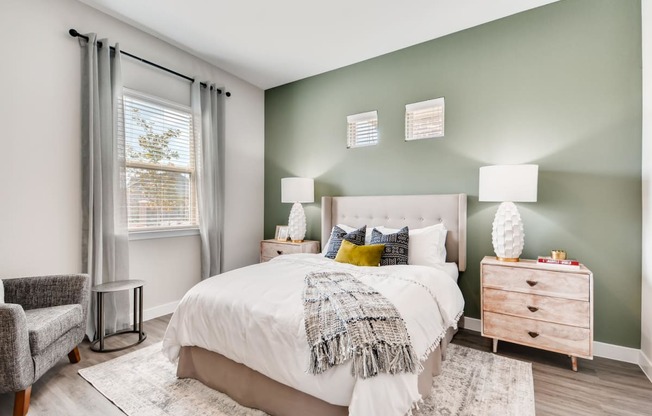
[461,316,482,332]
[129,299,180,323]
[594,341,640,364]
[640,349,652,383]
[144,300,180,321]
[461,317,641,365]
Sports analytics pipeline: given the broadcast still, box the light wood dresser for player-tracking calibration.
[480,256,593,371]
[260,239,320,262]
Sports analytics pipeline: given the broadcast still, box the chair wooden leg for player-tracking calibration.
[13,386,31,416]
[68,346,81,364]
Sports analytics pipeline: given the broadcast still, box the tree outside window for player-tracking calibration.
[123,91,196,230]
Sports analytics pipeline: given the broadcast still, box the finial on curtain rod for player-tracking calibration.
[68,28,232,97]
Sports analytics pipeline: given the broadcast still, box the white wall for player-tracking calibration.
[642,0,652,381]
[0,0,265,313]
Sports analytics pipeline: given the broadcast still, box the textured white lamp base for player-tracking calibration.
[288,202,307,242]
[491,201,525,261]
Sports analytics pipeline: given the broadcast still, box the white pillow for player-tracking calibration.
[378,224,447,267]
[0,279,4,303]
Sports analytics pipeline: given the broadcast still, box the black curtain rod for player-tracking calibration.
[69,29,231,97]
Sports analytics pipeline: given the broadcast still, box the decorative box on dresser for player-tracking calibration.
[260,239,320,262]
[480,256,593,371]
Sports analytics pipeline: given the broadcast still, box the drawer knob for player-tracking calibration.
[527,306,539,313]
[528,331,539,338]
[277,250,283,255]
[526,280,538,287]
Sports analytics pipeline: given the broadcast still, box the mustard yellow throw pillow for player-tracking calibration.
[335,240,385,267]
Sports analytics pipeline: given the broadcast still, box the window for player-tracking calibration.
[405,97,445,141]
[347,111,378,148]
[123,90,197,230]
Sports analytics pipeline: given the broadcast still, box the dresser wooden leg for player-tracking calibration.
[492,338,498,353]
[571,356,578,372]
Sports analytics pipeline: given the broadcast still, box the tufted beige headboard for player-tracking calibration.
[321,194,467,271]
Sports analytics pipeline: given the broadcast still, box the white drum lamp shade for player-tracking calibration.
[479,165,538,261]
[281,178,314,242]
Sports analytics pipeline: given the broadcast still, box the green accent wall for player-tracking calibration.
[265,0,642,347]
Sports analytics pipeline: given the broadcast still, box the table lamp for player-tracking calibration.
[479,165,538,261]
[281,177,314,242]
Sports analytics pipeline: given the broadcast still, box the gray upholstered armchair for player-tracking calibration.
[0,274,89,416]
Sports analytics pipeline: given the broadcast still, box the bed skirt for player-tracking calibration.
[176,326,457,416]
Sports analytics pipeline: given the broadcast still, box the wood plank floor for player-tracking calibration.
[453,330,652,416]
[0,317,169,416]
[1,315,650,415]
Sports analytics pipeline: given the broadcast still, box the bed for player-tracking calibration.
[162,193,467,416]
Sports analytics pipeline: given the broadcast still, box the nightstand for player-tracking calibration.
[480,256,593,371]
[260,239,320,262]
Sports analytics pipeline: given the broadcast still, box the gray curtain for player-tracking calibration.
[192,81,225,279]
[80,34,130,339]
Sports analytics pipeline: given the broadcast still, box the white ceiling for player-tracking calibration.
[78,0,558,90]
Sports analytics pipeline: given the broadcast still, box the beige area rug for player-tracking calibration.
[79,342,535,416]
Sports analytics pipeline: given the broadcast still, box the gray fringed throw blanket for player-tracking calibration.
[303,271,419,379]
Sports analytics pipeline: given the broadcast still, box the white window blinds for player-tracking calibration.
[123,90,197,230]
[347,111,378,148]
[405,97,445,141]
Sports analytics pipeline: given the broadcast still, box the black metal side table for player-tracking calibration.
[90,279,147,352]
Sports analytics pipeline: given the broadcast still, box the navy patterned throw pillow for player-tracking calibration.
[324,225,366,259]
[370,226,409,266]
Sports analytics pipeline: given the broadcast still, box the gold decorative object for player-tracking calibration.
[551,250,567,260]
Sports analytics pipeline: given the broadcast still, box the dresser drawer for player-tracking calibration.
[482,264,589,301]
[483,288,590,328]
[483,311,591,357]
[261,242,302,258]
[260,240,320,263]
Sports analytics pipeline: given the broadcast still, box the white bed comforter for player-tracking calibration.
[162,254,465,416]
